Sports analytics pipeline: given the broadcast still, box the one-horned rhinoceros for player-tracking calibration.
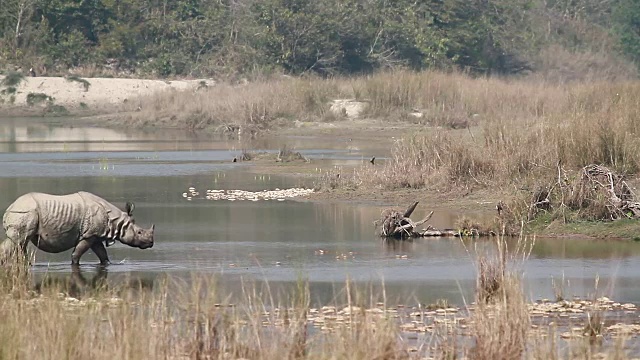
[0,191,155,266]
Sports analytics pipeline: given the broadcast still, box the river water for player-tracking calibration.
[1,117,640,307]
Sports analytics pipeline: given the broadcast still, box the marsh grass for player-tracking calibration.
[468,236,533,359]
[123,77,347,132]
[308,72,640,194]
[242,145,308,163]
[123,70,640,194]
[552,275,569,302]
[470,273,530,360]
[0,238,635,360]
[0,253,32,296]
[0,268,419,360]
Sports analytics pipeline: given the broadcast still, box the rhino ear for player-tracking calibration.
[125,202,135,216]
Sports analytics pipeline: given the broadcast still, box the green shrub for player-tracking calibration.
[44,104,69,115]
[65,75,91,91]
[0,87,16,95]
[26,93,53,106]
[1,72,25,87]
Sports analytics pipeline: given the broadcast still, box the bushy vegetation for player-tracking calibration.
[25,92,52,106]
[0,0,637,78]
[0,71,24,87]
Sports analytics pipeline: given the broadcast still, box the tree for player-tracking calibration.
[0,0,36,57]
[612,0,640,64]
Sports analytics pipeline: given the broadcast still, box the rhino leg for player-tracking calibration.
[0,238,19,264]
[90,241,110,266]
[71,239,92,266]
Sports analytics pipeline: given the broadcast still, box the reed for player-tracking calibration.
[469,236,533,360]
[0,269,414,360]
[0,235,632,360]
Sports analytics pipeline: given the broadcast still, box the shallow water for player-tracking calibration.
[2,118,640,306]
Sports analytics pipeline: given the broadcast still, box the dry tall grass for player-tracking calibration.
[0,234,633,359]
[121,76,349,132]
[468,236,533,360]
[0,267,414,360]
[311,71,640,203]
[124,70,640,191]
[344,74,640,188]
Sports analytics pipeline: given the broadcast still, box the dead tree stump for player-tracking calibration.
[377,202,434,239]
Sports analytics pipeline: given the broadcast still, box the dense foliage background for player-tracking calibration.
[0,0,638,79]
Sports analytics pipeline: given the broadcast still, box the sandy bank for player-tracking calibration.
[0,76,212,110]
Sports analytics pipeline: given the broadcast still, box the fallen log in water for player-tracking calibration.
[421,229,461,237]
[377,201,433,238]
[420,229,496,237]
[377,202,496,239]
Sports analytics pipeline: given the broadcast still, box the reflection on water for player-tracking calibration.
[2,118,640,306]
[33,266,155,299]
[0,117,389,156]
[0,117,216,152]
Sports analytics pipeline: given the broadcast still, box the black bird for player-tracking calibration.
[369,156,375,165]
[29,67,36,77]
[232,157,237,163]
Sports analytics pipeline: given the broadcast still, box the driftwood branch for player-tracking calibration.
[567,164,640,220]
[403,201,419,218]
[378,202,432,239]
[377,201,445,239]
[390,212,433,236]
[513,164,640,223]
[415,211,434,227]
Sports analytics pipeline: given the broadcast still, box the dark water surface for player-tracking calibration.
[2,118,640,306]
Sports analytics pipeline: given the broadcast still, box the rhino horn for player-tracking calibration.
[150,224,155,232]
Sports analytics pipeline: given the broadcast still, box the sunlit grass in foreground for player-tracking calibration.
[0,236,636,359]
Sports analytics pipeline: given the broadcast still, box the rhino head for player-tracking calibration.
[121,222,155,249]
[118,202,155,249]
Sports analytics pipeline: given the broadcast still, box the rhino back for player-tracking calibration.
[32,192,86,241]
[77,192,122,215]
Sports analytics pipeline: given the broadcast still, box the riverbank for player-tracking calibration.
[2,70,640,240]
[0,74,212,116]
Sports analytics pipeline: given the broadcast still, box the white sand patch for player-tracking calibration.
[0,76,213,109]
